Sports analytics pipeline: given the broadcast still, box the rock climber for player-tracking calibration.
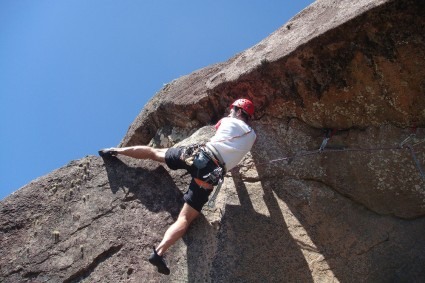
[98,98,256,275]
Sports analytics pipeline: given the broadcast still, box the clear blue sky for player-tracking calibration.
[0,0,314,200]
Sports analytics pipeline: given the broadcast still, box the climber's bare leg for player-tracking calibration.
[155,203,200,256]
[103,146,167,163]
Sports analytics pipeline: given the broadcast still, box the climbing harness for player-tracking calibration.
[201,145,225,208]
[181,144,202,166]
[181,144,225,206]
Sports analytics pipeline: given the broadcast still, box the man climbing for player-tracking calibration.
[98,98,256,275]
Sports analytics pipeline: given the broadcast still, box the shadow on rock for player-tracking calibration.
[100,155,184,216]
[270,178,425,282]
[211,169,314,282]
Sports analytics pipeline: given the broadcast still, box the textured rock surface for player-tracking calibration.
[1,0,425,282]
[0,156,183,282]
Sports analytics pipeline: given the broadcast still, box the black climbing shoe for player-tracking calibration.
[148,247,170,275]
[98,148,118,158]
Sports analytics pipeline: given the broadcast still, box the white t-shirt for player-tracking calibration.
[206,117,256,171]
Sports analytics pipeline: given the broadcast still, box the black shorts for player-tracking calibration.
[165,146,219,212]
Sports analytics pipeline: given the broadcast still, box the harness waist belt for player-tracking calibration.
[194,178,213,190]
[205,144,226,172]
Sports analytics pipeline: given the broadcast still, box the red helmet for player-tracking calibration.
[231,98,255,117]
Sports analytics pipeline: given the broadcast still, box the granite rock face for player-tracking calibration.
[0,156,184,282]
[1,0,425,282]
